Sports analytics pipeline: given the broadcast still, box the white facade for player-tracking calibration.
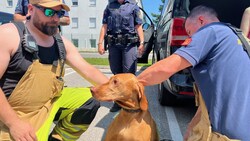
[62,0,142,51]
[0,0,18,14]
[0,0,142,51]
[61,0,108,51]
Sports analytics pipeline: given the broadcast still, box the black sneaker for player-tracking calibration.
[110,103,121,112]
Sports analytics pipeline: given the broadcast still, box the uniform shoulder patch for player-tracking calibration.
[181,38,192,46]
[137,11,142,18]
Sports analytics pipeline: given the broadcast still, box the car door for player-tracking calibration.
[137,7,155,63]
[0,12,13,25]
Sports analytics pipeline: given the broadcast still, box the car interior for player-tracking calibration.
[189,0,250,27]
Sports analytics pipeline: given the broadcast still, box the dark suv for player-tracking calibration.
[153,0,250,106]
[0,11,13,25]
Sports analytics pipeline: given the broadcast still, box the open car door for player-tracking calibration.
[0,12,13,25]
[137,7,155,63]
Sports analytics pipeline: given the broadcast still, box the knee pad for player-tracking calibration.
[70,98,100,124]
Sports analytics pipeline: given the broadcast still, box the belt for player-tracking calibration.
[106,34,139,45]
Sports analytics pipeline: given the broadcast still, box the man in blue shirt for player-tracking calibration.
[14,0,70,26]
[98,0,145,112]
[138,5,250,141]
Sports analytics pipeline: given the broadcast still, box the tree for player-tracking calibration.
[151,0,165,25]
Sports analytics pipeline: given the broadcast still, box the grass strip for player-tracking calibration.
[84,58,152,67]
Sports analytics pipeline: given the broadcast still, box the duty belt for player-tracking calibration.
[105,34,139,45]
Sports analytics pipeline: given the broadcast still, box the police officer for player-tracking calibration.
[98,0,144,112]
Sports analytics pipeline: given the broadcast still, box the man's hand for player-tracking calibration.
[98,43,105,55]
[13,14,27,22]
[59,16,70,26]
[137,44,144,57]
[9,118,37,141]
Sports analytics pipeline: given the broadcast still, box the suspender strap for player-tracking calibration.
[223,23,250,58]
[13,22,39,59]
[13,22,25,39]
[54,33,66,61]
[54,33,66,80]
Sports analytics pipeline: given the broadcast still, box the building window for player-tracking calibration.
[7,0,13,7]
[89,0,96,7]
[72,18,78,28]
[72,0,78,6]
[90,39,96,48]
[72,39,79,47]
[89,18,96,28]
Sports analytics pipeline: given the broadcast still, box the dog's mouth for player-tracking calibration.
[92,95,113,102]
[115,100,140,111]
[90,92,113,102]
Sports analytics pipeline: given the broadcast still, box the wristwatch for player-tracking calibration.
[140,41,144,45]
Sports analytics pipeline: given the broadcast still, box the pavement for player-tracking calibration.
[80,51,109,58]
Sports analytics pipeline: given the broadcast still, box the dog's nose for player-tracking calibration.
[90,86,95,93]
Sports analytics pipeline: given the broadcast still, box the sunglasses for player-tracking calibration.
[34,5,65,18]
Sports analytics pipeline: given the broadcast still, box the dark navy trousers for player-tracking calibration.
[108,43,137,75]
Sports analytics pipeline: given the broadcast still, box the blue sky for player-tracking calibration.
[142,0,164,19]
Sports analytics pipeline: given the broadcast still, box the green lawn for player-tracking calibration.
[84,58,152,67]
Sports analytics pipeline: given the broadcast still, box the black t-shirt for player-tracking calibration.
[0,40,59,97]
[38,42,59,64]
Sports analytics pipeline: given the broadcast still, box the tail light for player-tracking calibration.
[169,17,188,46]
[179,91,194,96]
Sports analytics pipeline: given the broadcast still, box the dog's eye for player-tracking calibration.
[113,79,118,85]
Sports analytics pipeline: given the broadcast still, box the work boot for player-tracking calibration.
[110,103,121,112]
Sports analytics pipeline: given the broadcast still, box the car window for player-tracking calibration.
[139,7,154,28]
[142,23,150,30]
[0,12,13,25]
[173,0,189,17]
[158,0,175,28]
[159,0,172,26]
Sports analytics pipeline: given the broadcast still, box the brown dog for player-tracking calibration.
[90,73,159,141]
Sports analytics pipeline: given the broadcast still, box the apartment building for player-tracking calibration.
[0,0,142,51]
[62,0,142,51]
[59,0,106,51]
[0,0,17,14]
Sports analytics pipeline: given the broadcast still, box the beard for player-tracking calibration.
[32,13,59,36]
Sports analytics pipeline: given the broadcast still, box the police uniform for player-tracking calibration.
[103,0,143,75]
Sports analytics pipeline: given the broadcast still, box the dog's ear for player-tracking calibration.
[137,82,148,111]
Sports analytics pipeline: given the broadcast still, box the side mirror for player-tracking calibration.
[142,23,150,31]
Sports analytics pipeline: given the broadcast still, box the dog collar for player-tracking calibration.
[122,108,141,113]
